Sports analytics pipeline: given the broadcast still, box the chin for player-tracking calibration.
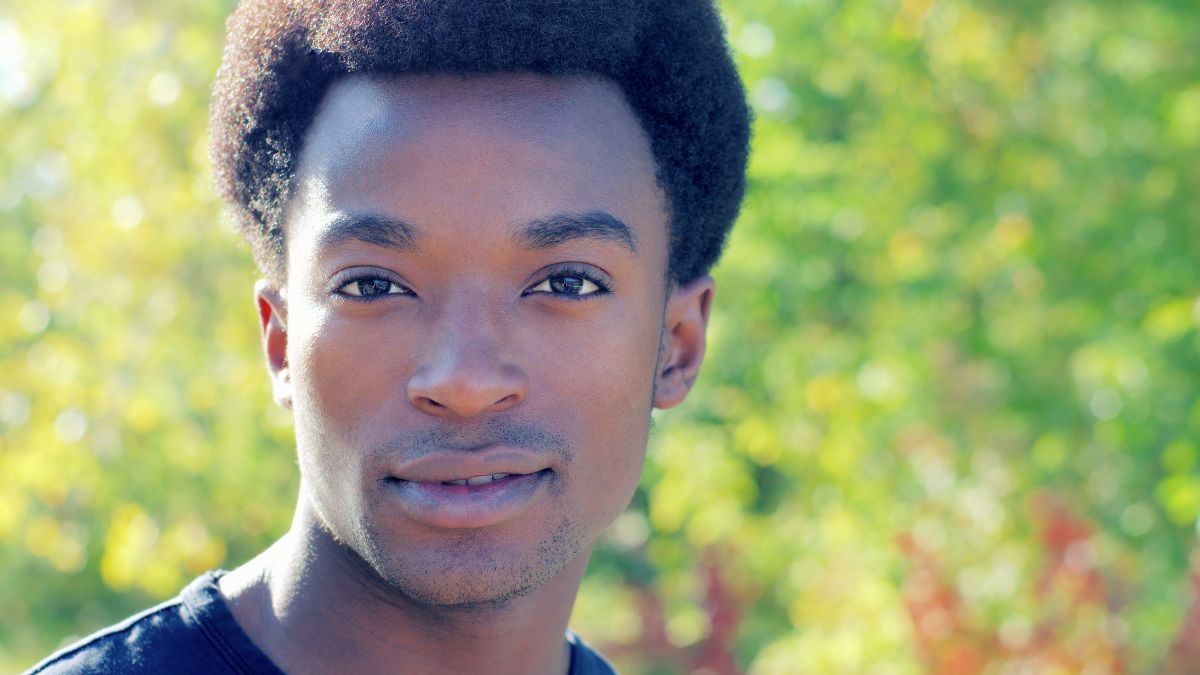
[358,516,587,609]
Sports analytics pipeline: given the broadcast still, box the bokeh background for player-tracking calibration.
[3,0,1199,672]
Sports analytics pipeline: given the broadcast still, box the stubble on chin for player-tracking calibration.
[355,514,587,610]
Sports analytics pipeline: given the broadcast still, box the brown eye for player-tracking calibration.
[551,276,585,294]
[530,274,601,297]
[338,277,407,298]
[359,279,391,296]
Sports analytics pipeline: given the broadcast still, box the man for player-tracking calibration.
[30,0,749,672]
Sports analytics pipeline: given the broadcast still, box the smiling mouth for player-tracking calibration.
[383,469,554,529]
[391,468,552,488]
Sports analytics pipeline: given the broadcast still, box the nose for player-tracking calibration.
[406,307,528,418]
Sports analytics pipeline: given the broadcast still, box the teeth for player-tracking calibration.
[442,473,515,486]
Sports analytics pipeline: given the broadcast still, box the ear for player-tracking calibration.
[653,275,714,410]
[254,280,292,410]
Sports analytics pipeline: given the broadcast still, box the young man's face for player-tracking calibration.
[257,73,711,606]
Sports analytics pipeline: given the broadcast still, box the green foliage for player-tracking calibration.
[2,0,1198,672]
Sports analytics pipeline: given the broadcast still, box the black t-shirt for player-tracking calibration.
[27,571,616,674]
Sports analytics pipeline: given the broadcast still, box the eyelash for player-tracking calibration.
[331,265,613,303]
[331,269,411,302]
[525,264,613,301]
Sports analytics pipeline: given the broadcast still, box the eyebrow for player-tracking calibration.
[516,211,638,253]
[314,210,637,254]
[315,213,419,251]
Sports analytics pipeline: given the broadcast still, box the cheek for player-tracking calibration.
[535,304,660,519]
[287,303,403,469]
[532,300,660,411]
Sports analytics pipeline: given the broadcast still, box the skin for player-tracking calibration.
[218,72,713,675]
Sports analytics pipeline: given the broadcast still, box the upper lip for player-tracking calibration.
[387,446,554,483]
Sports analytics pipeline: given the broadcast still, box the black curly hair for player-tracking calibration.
[209,0,751,285]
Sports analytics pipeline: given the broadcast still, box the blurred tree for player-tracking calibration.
[2,0,1198,673]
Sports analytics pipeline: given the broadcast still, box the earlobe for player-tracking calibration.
[254,280,292,410]
[653,276,714,410]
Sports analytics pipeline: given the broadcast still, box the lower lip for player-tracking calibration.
[382,470,551,529]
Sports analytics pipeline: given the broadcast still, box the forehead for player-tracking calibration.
[298,73,656,176]
[286,72,666,256]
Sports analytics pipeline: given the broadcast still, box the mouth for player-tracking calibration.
[382,448,557,529]
[387,467,552,490]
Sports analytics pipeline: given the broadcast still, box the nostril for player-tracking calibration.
[407,364,528,417]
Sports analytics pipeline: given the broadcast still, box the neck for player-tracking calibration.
[219,493,587,675]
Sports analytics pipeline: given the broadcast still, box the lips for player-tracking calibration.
[383,446,556,529]
[389,446,553,484]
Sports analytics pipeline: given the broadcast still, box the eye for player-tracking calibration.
[336,277,410,299]
[526,268,610,298]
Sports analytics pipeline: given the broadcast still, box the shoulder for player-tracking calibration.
[26,593,199,674]
[567,630,618,675]
[24,571,273,675]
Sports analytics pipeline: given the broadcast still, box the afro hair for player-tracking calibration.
[209,0,751,285]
